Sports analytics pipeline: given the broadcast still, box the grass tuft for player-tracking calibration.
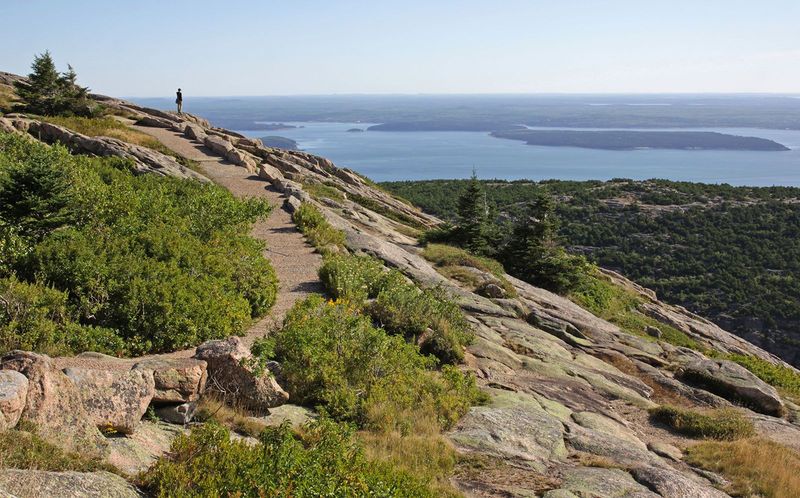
[194,396,268,438]
[649,405,754,440]
[686,438,800,498]
[0,425,116,473]
[422,244,517,298]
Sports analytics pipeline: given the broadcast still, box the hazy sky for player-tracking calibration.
[1,0,798,96]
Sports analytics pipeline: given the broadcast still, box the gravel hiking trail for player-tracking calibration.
[134,124,324,339]
[56,125,323,369]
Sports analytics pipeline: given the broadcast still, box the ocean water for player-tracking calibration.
[234,122,800,186]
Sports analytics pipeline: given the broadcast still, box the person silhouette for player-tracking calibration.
[176,88,183,114]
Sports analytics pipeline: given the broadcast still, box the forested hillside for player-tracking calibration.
[382,178,800,366]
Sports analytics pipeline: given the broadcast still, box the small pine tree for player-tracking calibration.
[501,193,586,293]
[0,140,74,239]
[14,51,93,116]
[455,171,492,255]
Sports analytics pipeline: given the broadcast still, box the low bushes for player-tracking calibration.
[649,405,754,440]
[139,421,432,497]
[318,254,387,303]
[0,276,124,356]
[318,253,474,365]
[292,203,346,255]
[685,438,800,498]
[255,296,482,430]
[0,133,277,355]
[368,276,473,365]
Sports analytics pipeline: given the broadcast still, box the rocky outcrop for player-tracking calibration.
[0,351,107,457]
[17,120,208,182]
[194,337,288,414]
[0,470,140,498]
[62,366,155,434]
[0,370,27,431]
[677,358,785,416]
[132,357,207,404]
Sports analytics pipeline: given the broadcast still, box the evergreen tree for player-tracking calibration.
[0,140,74,240]
[14,52,93,116]
[501,193,586,293]
[455,172,492,254]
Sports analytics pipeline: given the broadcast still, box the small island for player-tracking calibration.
[259,136,299,150]
[347,128,365,133]
[489,130,790,151]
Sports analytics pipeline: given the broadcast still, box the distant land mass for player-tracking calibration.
[490,130,790,151]
[260,136,298,150]
[132,94,800,131]
[347,128,365,132]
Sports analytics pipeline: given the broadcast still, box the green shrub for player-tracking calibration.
[256,296,481,430]
[318,253,474,365]
[292,203,346,254]
[139,421,432,497]
[0,133,277,355]
[725,354,800,399]
[318,254,387,304]
[368,276,473,365]
[0,276,124,356]
[650,405,755,440]
[0,426,114,473]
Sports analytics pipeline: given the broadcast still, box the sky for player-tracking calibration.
[1,0,798,97]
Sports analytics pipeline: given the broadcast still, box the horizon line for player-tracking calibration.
[122,91,800,99]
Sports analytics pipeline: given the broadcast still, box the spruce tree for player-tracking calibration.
[501,192,586,293]
[456,172,491,255]
[14,52,92,116]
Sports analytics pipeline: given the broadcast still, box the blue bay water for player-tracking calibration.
[236,122,800,186]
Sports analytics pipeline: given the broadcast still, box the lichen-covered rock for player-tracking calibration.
[132,357,207,403]
[557,466,659,498]
[571,411,647,451]
[449,405,566,471]
[631,466,729,498]
[0,470,140,498]
[63,366,155,434]
[0,370,27,431]
[106,420,184,475]
[194,336,288,414]
[677,358,785,416]
[0,351,107,457]
[647,441,682,461]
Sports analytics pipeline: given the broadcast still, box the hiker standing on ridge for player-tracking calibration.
[176,88,183,114]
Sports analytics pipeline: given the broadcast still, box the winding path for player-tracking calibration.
[132,125,324,344]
